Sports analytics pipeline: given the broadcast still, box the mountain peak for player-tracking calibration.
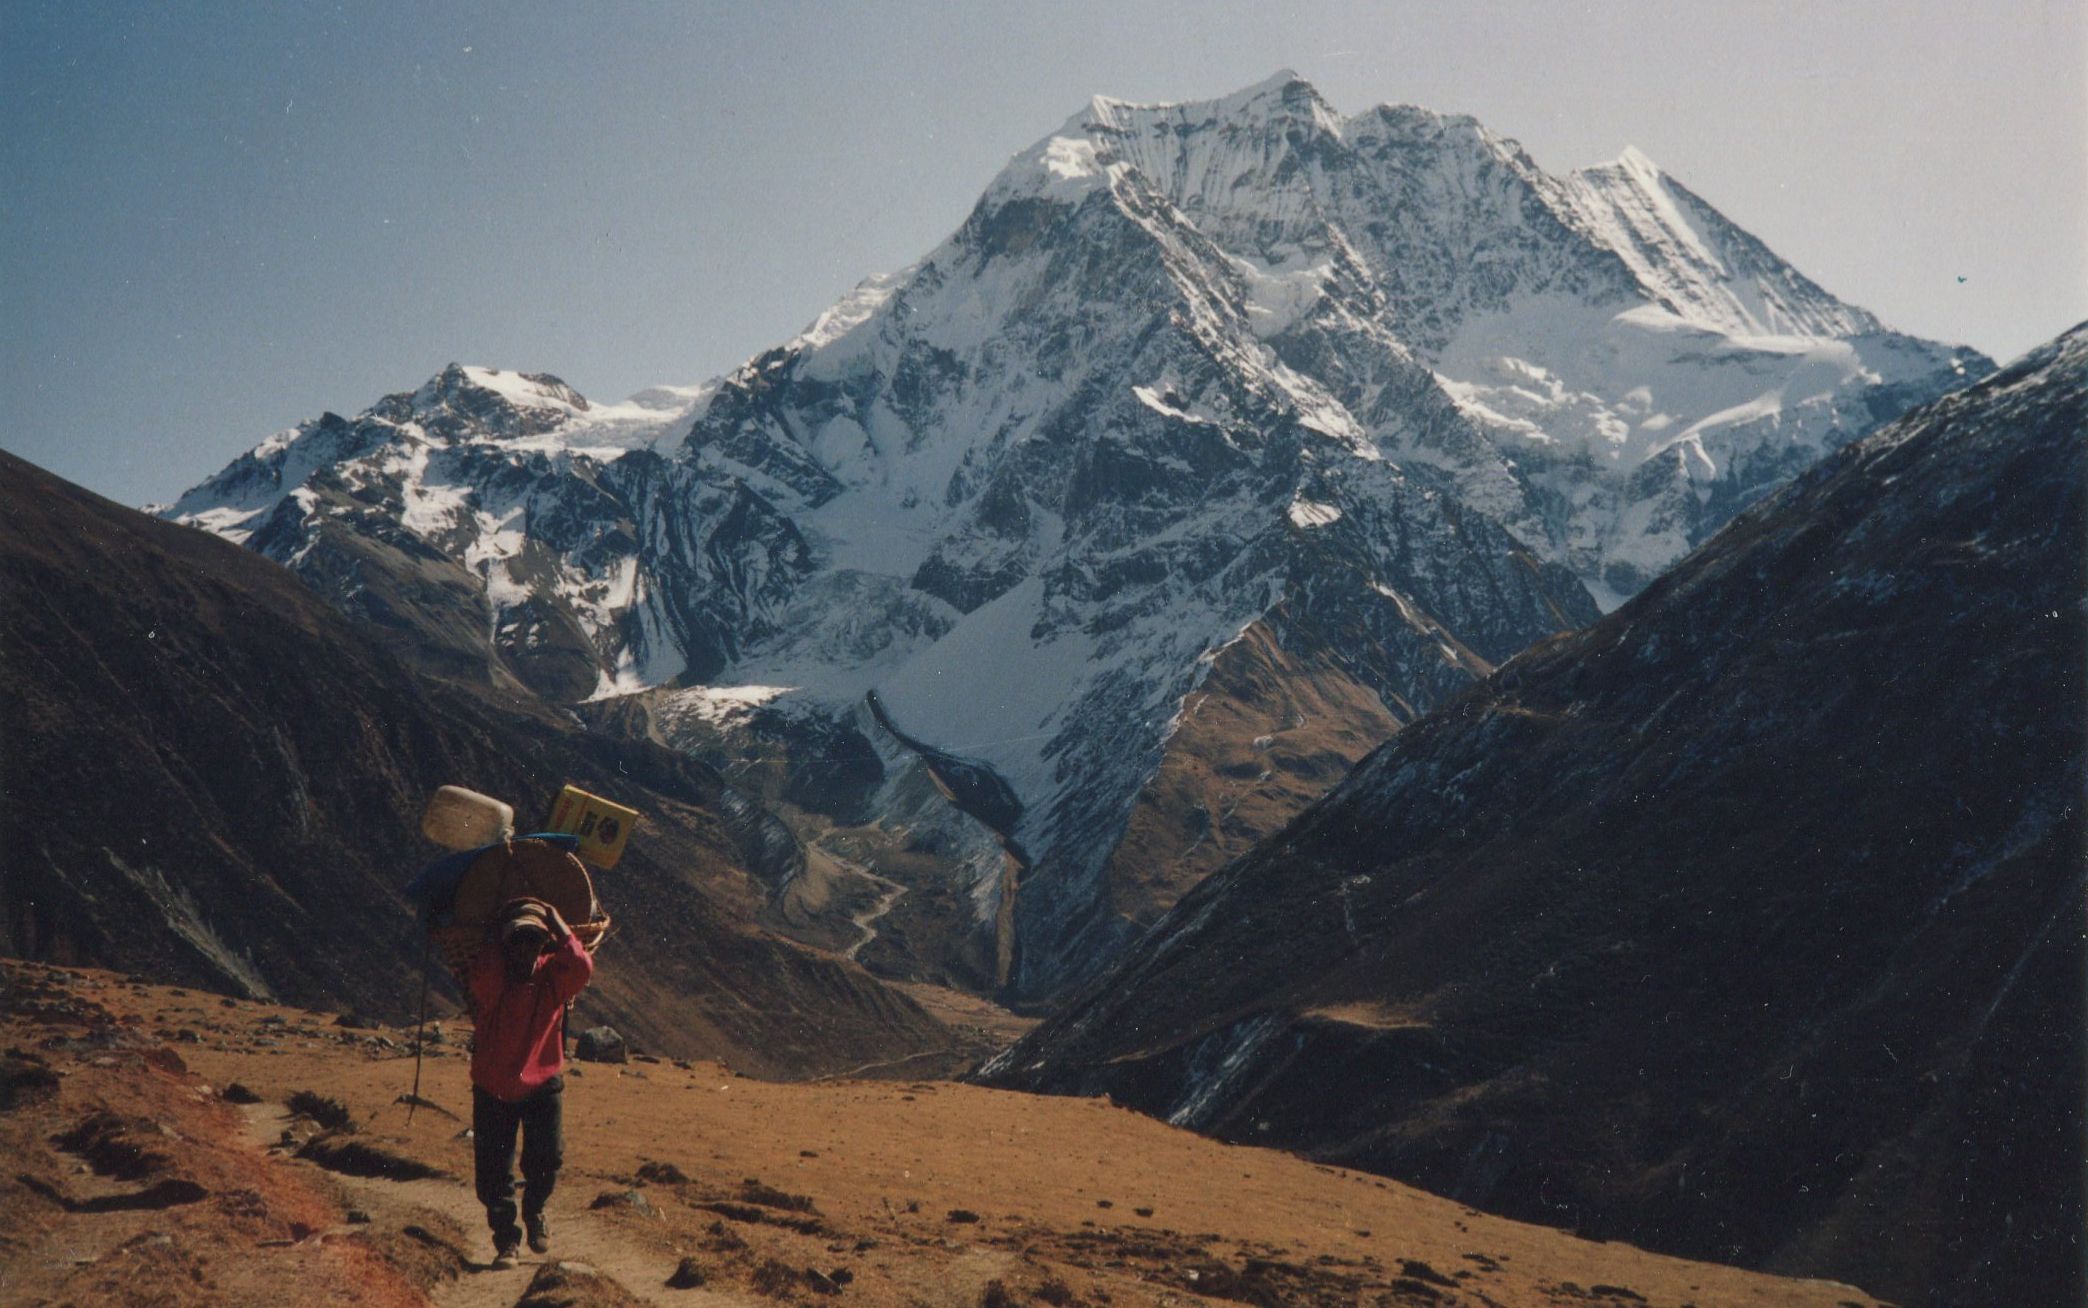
[1089,68,1314,114]
[1224,67,1318,107]
[1364,100,1479,131]
[999,74,1339,213]
[410,363,591,421]
[161,78,1988,1013]
[1574,143,1666,190]
[390,363,594,445]
[1559,146,1884,339]
[1085,70,1337,138]
[1614,143,1661,175]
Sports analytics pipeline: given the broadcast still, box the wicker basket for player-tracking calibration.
[450,838,596,925]
[427,837,612,993]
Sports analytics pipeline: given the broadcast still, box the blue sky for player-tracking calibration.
[4,0,2082,507]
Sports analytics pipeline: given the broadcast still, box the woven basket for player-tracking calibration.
[450,838,597,925]
[428,838,612,993]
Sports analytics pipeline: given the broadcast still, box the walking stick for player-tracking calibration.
[406,927,432,1124]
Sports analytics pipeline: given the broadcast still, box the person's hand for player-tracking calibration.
[543,904,571,940]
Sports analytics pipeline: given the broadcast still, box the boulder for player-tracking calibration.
[589,1188,657,1219]
[665,1257,707,1289]
[574,1025,627,1064]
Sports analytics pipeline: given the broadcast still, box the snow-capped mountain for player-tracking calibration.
[163,74,1984,1001]
[981,322,2088,1308]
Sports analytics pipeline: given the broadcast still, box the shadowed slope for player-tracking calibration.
[985,327,2088,1306]
[0,450,953,1077]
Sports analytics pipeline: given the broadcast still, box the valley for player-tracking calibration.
[983,323,2088,1308]
[3,68,2071,1308]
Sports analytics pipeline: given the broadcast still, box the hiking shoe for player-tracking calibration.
[491,1242,520,1270]
[525,1213,551,1254]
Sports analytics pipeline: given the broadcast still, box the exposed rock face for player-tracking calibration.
[160,75,1982,1002]
[0,451,954,1078]
[982,327,2087,1307]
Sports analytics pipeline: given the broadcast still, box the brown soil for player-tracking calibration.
[0,964,428,1308]
[2,961,1883,1307]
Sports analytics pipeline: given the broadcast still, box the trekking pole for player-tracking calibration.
[406,927,432,1124]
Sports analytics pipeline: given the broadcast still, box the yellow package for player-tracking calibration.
[543,785,640,870]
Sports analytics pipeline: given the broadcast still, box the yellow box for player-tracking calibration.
[544,785,640,870]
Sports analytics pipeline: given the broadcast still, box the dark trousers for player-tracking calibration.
[472,1078,563,1245]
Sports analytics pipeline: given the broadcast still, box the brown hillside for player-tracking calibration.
[1104,615,1408,925]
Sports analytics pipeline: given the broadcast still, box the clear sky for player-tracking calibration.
[5,0,2082,508]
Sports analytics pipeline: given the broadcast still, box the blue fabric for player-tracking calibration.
[407,833,581,926]
[519,832,582,851]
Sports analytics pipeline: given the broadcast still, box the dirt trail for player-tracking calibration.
[237,1102,756,1307]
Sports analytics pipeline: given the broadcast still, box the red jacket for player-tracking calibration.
[468,932,593,1103]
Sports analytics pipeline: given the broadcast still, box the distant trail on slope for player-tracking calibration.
[811,1048,961,1083]
[842,864,910,962]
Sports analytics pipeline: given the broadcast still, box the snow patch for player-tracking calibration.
[179,505,263,544]
[1167,1014,1286,1129]
[1043,135,1102,185]
[1288,498,1343,528]
[657,683,796,728]
[1228,251,1332,339]
[1132,385,1213,424]
[456,365,588,414]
